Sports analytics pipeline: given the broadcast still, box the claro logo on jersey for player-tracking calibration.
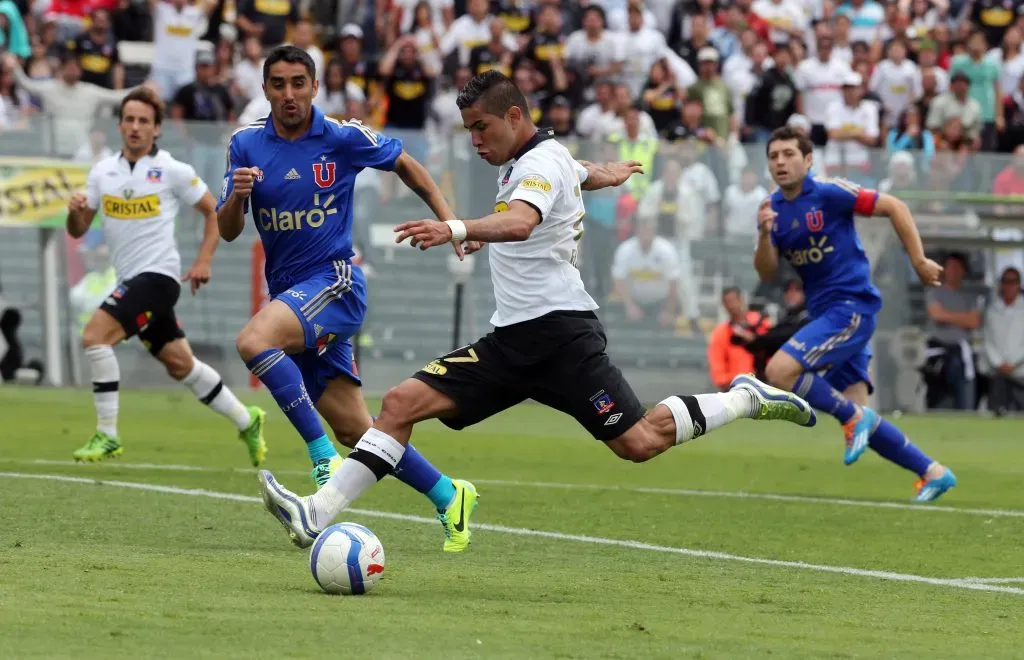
[257,193,337,231]
[101,193,161,220]
[784,236,835,266]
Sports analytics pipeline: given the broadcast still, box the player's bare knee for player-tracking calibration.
[235,323,270,362]
[377,384,419,429]
[161,352,194,381]
[608,426,665,463]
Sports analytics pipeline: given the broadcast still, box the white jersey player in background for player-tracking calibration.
[257,70,819,549]
[65,87,266,465]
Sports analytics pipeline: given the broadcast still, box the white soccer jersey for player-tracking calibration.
[488,131,598,327]
[85,148,208,283]
[152,2,207,72]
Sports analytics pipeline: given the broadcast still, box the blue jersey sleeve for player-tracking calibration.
[817,177,878,218]
[216,132,250,213]
[333,120,403,171]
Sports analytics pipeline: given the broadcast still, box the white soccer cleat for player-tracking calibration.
[730,373,817,427]
[258,470,321,549]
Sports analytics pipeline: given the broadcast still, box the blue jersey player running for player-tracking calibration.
[756,126,957,503]
[216,46,477,552]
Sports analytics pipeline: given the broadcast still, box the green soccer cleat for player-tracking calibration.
[311,455,342,489]
[437,479,478,553]
[72,431,123,462]
[730,374,817,427]
[239,406,268,467]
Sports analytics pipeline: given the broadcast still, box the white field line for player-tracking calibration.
[1,470,1022,597]
[6,458,1024,519]
[957,577,1024,584]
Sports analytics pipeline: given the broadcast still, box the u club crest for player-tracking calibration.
[313,156,336,188]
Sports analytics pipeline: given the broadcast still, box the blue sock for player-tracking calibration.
[868,418,934,476]
[793,373,858,423]
[246,349,337,464]
[392,443,456,510]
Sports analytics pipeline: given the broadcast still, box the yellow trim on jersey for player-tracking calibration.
[102,194,162,220]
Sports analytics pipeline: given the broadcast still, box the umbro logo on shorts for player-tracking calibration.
[604,413,623,426]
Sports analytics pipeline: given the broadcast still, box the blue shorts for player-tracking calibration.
[275,260,367,402]
[780,303,876,394]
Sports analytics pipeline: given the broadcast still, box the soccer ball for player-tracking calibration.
[309,522,385,595]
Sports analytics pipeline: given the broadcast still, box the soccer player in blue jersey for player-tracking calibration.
[216,45,477,552]
[756,126,957,502]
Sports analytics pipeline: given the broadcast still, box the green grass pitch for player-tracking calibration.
[1,387,1022,658]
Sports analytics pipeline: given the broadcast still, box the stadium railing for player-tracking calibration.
[1,116,1021,410]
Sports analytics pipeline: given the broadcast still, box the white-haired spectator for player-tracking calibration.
[878,151,917,193]
[984,267,1024,415]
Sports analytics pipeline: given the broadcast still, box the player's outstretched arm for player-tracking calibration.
[871,193,943,287]
[395,200,541,250]
[392,151,456,223]
[578,160,644,191]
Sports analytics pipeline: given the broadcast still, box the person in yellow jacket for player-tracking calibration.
[69,243,118,336]
[607,105,658,197]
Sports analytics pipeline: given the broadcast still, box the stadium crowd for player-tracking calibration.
[0,0,1022,411]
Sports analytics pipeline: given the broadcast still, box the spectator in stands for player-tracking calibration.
[929,116,974,192]
[677,140,721,236]
[0,0,30,60]
[744,42,799,142]
[707,286,770,390]
[233,35,265,104]
[836,0,885,44]
[576,78,615,139]
[753,0,808,48]
[4,51,132,155]
[917,39,949,93]
[546,94,575,137]
[926,252,982,410]
[611,218,681,329]
[378,34,436,161]
[26,33,56,83]
[927,70,983,150]
[608,104,658,197]
[404,0,444,77]
[825,71,879,183]
[314,58,365,117]
[73,123,114,163]
[336,24,375,101]
[878,150,918,195]
[467,15,516,77]
[637,157,701,331]
[172,49,233,122]
[831,13,854,64]
[621,0,673,99]
[212,36,238,91]
[564,4,624,91]
[642,59,685,134]
[236,0,298,47]
[950,30,1003,150]
[887,105,935,171]
[869,39,922,122]
[292,18,325,84]
[440,0,493,68]
[112,0,152,42]
[991,25,1024,100]
[735,278,809,379]
[795,32,854,146]
[675,12,715,72]
[0,58,31,129]
[149,0,214,101]
[723,166,768,238]
[688,47,733,141]
[1001,74,1024,150]
[67,7,123,90]
[428,66,470,137]
[391,0,454,42]
[984,267,1024,415]
[520,3,566,93]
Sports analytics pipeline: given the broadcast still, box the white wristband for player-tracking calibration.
[445,219,467,242]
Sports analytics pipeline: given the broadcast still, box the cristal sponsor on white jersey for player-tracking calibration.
[487,130,598,327]
[85,148,208,283]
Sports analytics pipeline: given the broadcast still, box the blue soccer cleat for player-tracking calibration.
[841,406,879,466]
[913,469,957,503]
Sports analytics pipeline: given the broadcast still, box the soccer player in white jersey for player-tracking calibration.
[65,87,267,465]
[256,71,818,548]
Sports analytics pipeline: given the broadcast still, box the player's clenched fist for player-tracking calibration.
[232,167,259,199]
[757,199,777,235]
[68,192,90,213]
[913,257,944,287]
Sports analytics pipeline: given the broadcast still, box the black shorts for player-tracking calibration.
[411,311,646,441]
[100,272,185,355]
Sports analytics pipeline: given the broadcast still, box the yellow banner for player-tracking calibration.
[0,157,89,228]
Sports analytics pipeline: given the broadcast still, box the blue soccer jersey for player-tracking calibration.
[768,175,883,318]
[217,106,402,295]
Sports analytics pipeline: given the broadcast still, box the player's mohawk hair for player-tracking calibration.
[456,70,531,120]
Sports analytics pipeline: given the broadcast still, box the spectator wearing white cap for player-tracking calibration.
[337,24,377,101]
[688,47,733,142]
[824,70,879,180]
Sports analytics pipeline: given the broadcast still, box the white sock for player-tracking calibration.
[86,345,119,437]
[182,359,252,431]
[310,428,406,527]
[659,391,752,445]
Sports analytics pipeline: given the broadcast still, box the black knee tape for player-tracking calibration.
[347,448,394,481]
[199,381,224,405]
[92,381,119,393]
